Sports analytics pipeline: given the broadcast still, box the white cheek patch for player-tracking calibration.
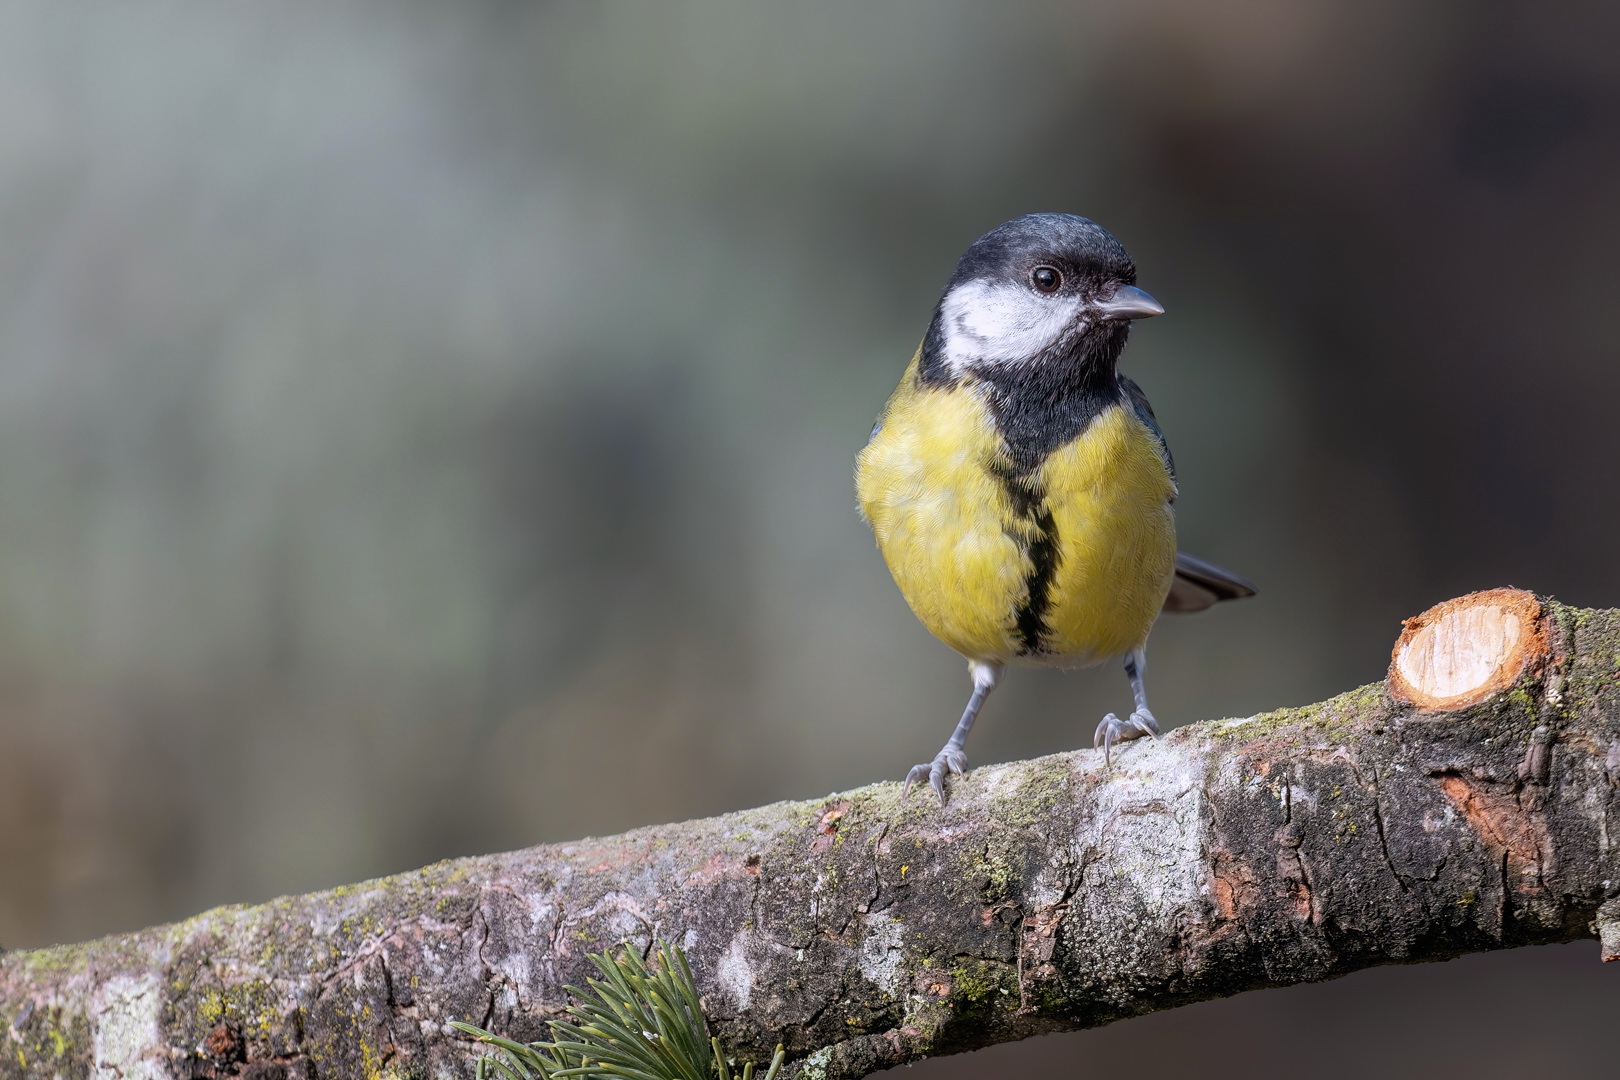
[939,278,1084,377]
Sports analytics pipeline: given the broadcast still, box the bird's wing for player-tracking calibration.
[1117,378,1250,613]
[1119,374,1175,484]
[1163,551,1257,613]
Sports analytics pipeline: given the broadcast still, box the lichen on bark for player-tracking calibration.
[4,596,1619,1080]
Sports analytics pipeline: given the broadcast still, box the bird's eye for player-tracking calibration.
[1031,266,1062,293]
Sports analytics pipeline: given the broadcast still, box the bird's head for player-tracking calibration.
[920,213,1161,384]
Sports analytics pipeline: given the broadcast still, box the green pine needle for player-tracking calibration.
[451,940,784,1080]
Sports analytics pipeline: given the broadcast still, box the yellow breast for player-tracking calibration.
[1033,405,1177,663]
[856,357,1176,666]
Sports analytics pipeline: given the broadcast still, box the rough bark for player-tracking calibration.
[5,591,1620,1080]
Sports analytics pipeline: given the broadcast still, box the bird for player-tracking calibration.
[855,213,1254,805]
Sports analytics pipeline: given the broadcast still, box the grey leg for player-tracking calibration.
[1094,646,1160,765]
[904,660,1003,806]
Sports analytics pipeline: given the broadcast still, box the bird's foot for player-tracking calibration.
[1094,708,1159,766]
[902,747,968,807]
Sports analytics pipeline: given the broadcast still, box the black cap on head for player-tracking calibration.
[947,213,1137,296]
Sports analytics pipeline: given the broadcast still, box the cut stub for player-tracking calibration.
[1595,899,1620,963]
[1387,588,1550,711]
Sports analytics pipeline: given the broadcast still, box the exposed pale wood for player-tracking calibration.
[1388,588,1549,711]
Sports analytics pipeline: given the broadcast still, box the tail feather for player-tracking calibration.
[1163,552,1257,614]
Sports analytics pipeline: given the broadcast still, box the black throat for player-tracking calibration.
[919,316,1130,478]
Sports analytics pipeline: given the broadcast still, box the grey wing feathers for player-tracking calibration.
[1119,375,1175,483]
[1163,552,1257,614]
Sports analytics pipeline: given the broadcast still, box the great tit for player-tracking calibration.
[856,213,1254,804]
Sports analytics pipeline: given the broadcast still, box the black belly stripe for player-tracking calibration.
[1012,505,1060,655]
[991,460,1061,656]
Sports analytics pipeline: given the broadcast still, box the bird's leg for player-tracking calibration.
[904,660,1003,806]
[1094,646,1160,765]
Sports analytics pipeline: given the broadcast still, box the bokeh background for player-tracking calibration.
[1,1,1617,1076]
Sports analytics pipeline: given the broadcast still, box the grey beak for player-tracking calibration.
[1094,284,1164,321]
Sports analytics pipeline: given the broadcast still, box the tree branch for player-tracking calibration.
[5,590,1620,1080]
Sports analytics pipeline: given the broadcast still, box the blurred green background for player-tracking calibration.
[1,1,1617,1076]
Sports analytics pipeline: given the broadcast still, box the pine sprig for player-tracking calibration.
[451,940,784,1080]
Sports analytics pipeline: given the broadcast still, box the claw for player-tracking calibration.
[1095,708,1159,767]
[902,747,968,806]
[1094,712,1121,767]
[901,763,931,801]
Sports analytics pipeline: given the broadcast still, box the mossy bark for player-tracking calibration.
[5,599,1620,1080]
